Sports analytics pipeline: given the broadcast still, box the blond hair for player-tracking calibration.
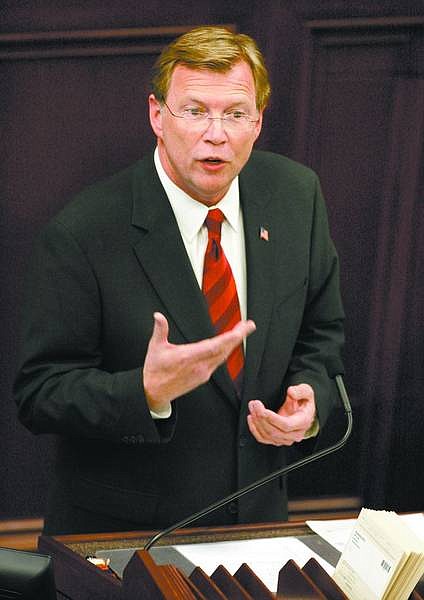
[151,26,271,111]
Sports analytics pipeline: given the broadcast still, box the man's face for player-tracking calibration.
[149,61,263,206]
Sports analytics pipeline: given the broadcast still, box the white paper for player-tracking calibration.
[399,513,424,541]
[306,517,357,552]
[306,512,424,554]
[332,509,424,600]
[333,520,404,600]
[174,536,334,593]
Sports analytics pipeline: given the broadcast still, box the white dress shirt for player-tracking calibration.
[154,148,247,319]
[149,148,247,419]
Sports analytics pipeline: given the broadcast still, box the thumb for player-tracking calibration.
[286,385,301,402]
[150,312,169,346]
[287,383,313,401]
[281,394,299,415]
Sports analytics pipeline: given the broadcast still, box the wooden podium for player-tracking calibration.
[38,519,424,599]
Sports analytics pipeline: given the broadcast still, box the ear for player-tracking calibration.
[149,94,163,138]
[252,110,264,143]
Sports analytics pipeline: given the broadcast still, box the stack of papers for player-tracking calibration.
[332,508,424,600]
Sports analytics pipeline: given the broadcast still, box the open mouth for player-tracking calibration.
[202,158,225,165]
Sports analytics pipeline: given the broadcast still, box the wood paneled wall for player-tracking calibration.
[1,1,423,521]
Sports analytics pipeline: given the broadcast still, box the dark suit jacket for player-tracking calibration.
[14,150,345,534]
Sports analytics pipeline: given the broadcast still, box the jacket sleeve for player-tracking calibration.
[13,219,176,445]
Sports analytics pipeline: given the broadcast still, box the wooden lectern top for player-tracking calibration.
[38,519,424,600]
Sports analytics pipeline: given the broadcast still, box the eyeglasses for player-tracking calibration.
[162,101,259,132]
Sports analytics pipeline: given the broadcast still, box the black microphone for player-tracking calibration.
[144,358,352,551]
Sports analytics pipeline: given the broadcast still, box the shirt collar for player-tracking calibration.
[154,147,240,242]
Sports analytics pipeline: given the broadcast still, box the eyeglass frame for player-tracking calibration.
[161,101,260,131]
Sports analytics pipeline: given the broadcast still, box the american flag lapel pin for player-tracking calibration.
[259,226,269,241]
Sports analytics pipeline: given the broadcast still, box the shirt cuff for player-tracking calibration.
[150,404,172,419]
[303,414,320,439]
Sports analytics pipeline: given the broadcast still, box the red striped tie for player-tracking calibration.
[202,208,244,395]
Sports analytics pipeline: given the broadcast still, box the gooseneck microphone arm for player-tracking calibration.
[144,359,352,551]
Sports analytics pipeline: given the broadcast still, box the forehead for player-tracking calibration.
[167,61,257,104]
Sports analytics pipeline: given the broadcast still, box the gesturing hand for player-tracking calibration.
[143,312,256,413]
[247,384,316,446]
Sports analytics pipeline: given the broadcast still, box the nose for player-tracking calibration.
[202,117,228,143]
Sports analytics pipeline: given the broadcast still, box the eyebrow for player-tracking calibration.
[179,97,253,111]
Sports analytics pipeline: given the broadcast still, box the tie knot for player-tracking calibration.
[205,208,225,240]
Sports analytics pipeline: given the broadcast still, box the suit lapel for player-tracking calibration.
[239,165,277,403]
[130,155,238,407]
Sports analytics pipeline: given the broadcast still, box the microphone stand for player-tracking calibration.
[144,371,352,551]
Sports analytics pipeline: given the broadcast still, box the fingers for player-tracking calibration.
[175,318,255,371]
[247,394,314,447]
[231,319,257,338]
[201,319,256,363]
[286,383,314,402]
[247,411,303,445]
[247,414,274,445]
[151,315,255,357]
[143,316,256,409]
[280,394,298,416]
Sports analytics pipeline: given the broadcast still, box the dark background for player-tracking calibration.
[1,1,423,521]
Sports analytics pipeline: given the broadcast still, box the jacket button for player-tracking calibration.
[239,435,247,447]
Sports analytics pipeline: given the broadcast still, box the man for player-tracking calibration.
[14,26,344,535]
